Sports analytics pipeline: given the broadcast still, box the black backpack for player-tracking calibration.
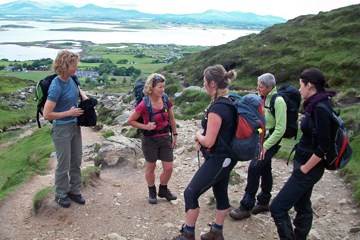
[267,85,301,139]
[35,74,79,128]
[312,103,352,170]
[134,78,145,106]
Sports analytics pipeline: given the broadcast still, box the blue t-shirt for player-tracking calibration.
[47,76,79,126]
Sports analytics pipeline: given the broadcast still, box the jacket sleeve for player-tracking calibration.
[313,106,332,158]
[264,96,287,150]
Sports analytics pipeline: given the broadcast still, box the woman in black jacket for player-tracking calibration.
[270,68,336,240]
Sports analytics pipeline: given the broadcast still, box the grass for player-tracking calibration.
[174,88,210,120]
[0,75,34,94]
[0,102,36,130]
[102,129,115,138]
[81,166,101,187]
[32,186,53,214]
[0,127,53,200]
[342,135,360,203]
[0,71,51,81]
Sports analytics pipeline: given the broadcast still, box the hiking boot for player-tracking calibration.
[55,196,71,208]
[200,224,224,240]
[148,185,157,204]
[229,207,251,220]
[68,193,86,205]
[158,185,177,201]
[172,225,195,240]
[251,203,269,215]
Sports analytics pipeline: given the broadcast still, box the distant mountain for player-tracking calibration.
[162,4,360,89]
[0,1,285,29]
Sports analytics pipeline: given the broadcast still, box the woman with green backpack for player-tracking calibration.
[43,50,88,208]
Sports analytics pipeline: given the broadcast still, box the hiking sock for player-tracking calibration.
[212,223,223,231]
[183,224,195,234]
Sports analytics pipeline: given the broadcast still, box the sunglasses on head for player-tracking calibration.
[152,74,164,86]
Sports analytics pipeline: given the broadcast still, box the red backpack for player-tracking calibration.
[218,93,266,161]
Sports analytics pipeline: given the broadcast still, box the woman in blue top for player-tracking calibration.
[43,50,88,208]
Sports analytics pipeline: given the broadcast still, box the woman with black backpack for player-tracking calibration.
[270,68,336,240]
[172,65,237,240]
[128,73,178,205]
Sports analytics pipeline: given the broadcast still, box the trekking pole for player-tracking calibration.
[197,150,201,168]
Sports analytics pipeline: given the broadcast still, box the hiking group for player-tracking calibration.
[40,49,351,240]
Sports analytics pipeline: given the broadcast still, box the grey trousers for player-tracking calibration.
[51,124,82,198]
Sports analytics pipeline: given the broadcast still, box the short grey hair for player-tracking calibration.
[258,73,276,88]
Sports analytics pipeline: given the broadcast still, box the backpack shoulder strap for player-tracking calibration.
[268,93,278,116]
[71,75,80,86]
[143,96,153,122]
[162,94,169,110]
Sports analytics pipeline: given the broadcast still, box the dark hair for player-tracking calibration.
[203,64,236,89]
[300,68,328,92]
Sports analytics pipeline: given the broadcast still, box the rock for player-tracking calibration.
[338,198,348,205]
[106,233,126,240]
[97,136,143,166]
[163,222,175,228]
[349,226,360,233]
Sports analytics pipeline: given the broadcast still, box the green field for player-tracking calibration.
[0,71,51,81]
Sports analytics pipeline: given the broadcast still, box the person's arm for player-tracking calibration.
[301,106,332,174]
[263,96,287,150]
[168,107,177,147]
[195,112,222,148]
[43,100,83,121]
[79,88,89,100]
[127,110,156,131]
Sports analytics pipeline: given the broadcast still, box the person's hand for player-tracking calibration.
[195,140,201,151]
[172,134,177,148]
[68,106,84,117]
[259,148,267,160]
[145,122,156,130]
[300,165,309,174]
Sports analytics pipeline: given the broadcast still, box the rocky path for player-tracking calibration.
[0,121,359,240]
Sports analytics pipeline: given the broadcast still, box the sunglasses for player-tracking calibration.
[152,74,165,86]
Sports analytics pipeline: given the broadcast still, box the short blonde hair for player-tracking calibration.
[53,50,80,76]
[143,73,166,96]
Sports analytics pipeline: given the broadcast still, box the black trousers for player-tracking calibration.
[270,151,324,240]
[240,143,281,210]
[184,154,237,212]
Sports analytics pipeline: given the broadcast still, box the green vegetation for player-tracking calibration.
[174,88,210,120]
[0,71,51,81]
[81,166,101,187]
[0,127,53,200]
[163,5,360,91]
[32,186,53,214]
[0,75,34,94]
[102,129,115,138]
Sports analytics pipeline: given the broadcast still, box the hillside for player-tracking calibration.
[163,4,360,89]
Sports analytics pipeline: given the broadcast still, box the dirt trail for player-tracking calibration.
[0,122,359,240]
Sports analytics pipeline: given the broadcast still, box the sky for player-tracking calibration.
[0,0,359,19]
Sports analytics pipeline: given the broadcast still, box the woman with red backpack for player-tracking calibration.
[128,73,178,204]
[270,68,337,240]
